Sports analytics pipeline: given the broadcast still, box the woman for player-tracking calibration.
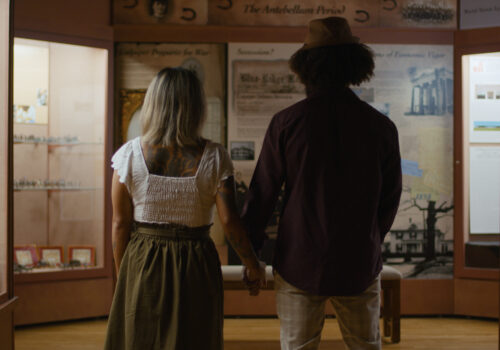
[105,67,266,350]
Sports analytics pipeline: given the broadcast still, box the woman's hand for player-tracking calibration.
[243,261,267,296]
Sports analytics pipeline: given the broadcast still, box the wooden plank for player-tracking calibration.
[224,279,453,316]
[455,278,499,318]
[455,27,500,49]
[114,24,453,45]
[14,278,113,325]
[14,316,499,350]
[13,0,113,41]
[401,279,454,315]
[0,297,17,350]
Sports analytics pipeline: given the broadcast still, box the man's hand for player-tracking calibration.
[243,261,267,296]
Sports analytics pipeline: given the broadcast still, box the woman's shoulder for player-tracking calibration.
[113,137,139,156]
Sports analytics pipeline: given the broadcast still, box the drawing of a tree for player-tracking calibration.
[403,198,453,261]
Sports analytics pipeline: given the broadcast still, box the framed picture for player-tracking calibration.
[37,246,64,266]
[14,245,39,267]
[68,246,96,266]
[116,89,146,148]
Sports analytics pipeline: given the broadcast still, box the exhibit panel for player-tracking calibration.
[12,38,108,275]
[226,43,455,281]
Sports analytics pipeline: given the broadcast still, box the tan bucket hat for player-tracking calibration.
[301,17,359,50]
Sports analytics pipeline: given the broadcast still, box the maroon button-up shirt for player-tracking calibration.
[241,87,402,296]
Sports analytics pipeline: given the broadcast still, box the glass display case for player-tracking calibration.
[13,38,108,275]
[1,1,16,347]
[461,51,500,271]
[455,27,500,282]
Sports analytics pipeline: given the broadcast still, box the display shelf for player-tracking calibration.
[14,187,102,191]
[15,265,100,274]
[14,141,103,146]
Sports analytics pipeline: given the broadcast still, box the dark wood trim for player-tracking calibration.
[104,40,114,280]
[455,27,500,48]
[453,27,500,281]
[13,266,112,284]
[114,24,454,45]
[453,29,465,281]
[13,29,113,50]
[468,234,500,242]
[0,293,7,305]
[7,0,14,301]
[0,296,18,314]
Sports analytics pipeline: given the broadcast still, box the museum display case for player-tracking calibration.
[11,35,114,325]
[0,0,16,347]
[13,37,107,275]
[454,26,500,318]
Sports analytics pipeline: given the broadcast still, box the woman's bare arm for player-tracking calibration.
[215,176,265,293]
[111,170,134,274]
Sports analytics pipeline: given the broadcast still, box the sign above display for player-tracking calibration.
[114,0,457,28]
[460,0,500,29]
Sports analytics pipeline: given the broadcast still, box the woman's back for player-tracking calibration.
[111,137,233,227]
[141,141,205,178]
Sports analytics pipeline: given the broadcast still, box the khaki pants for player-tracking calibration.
[275,273,381,350]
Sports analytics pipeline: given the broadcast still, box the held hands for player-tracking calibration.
[243,261,267,296]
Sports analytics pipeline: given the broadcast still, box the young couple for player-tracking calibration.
[105,16,402,350]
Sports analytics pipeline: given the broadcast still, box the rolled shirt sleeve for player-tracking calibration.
[241,115,285,253]
[377,123,403,239]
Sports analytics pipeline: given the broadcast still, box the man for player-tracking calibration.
[241,17,402,350]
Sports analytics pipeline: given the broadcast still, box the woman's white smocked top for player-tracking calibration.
[111,137,234,227]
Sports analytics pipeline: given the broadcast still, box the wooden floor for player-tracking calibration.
[15,317,498,350]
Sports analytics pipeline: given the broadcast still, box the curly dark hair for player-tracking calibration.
[289,44,375,89]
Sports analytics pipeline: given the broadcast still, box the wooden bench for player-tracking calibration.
[221,264,401,344]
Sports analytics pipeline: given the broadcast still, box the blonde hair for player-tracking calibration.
[141,67,205,146]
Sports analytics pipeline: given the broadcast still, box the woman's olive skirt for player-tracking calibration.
[104,224,223,350]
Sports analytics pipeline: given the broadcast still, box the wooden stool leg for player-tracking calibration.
[382,283,392,338]
[381,279,401,344]
[391,280,401,343]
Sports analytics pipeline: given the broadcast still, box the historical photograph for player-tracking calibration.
[230,141,255,161]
